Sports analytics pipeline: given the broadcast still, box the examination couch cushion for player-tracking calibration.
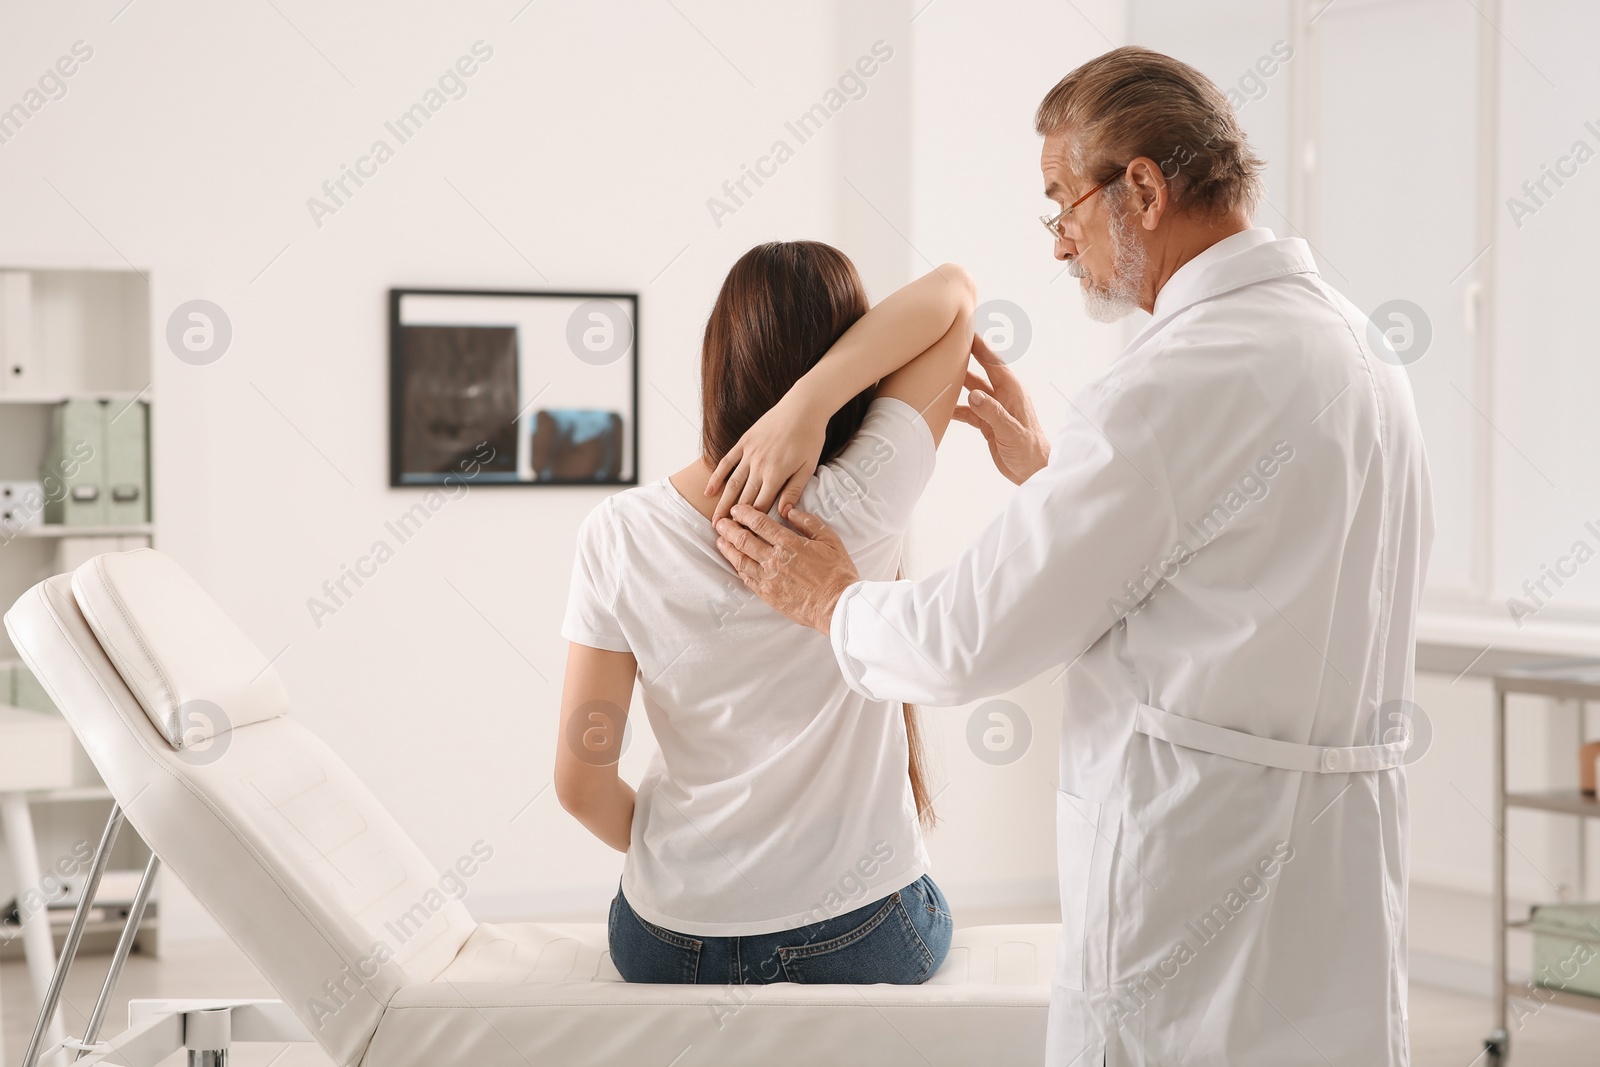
[360,921,1057,1067]
[69,548,290,747]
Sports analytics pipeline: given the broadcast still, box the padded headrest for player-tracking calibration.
[70,549,289,748]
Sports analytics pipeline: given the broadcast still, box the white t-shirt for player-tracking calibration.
[562,396,937,935]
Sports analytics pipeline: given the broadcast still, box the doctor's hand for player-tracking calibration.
[715,505,859,635]
[953,334,1051,484]
[704,392,827,525]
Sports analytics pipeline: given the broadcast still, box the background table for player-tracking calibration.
[0,705,76,1066]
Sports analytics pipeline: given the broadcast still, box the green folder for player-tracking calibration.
[103,399,149,525]
[42,399,107,526]
[11,664,57,715]
[1532,903,1600,997]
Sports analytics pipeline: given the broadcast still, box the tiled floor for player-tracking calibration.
[1408,984,1596,1066]
[3,940,1597,1065]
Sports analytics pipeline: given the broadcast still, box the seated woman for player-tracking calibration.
[557,240,974,985]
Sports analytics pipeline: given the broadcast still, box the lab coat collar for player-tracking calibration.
[1123,227,1318,353]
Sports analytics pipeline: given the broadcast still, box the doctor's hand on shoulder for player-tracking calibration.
[954,334,1051,485]
[715,505,858,635]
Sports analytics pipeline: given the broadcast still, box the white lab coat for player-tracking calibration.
[829,228,1433,1066]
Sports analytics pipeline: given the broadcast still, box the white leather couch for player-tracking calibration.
[4,549,1056,1066]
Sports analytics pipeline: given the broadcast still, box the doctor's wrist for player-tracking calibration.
[1024,439,1051,480]
[813,573,856,636]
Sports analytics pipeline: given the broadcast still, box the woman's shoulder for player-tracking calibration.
[801,397,938,550]
[816,396,936,484]
[576,481,691,544]
[578,483,638,527]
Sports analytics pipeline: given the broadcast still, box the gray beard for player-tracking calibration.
[1073,208,1147,323]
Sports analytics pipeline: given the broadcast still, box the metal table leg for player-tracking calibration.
[76,852,160,1059]
[1488,684,1509,1065]
[21,803,123,1067]
[0,792,67,1059]
[1578,700,1588,903]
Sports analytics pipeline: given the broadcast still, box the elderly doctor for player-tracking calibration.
[709,46,1433,1067]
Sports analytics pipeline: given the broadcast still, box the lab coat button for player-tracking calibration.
[1322,750,1339,771]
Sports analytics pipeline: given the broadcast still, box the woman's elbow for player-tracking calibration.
[936,262,977,313]
[555,766,599,817]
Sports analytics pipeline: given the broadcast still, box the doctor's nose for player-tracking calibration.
[1054,234,1076,261]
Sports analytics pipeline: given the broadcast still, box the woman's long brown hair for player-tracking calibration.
[701,241,937,829]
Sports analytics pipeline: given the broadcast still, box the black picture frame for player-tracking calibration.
[388,287,640,488]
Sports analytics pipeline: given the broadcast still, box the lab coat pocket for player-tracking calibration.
[1055,787,1101,992]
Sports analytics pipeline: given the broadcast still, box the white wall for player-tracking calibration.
[0,0,858,935]
[904,0,1129,915]
[3,0,1145,937]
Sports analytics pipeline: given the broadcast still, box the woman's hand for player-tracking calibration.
[954,334,1051,485]
[704,392,828,524]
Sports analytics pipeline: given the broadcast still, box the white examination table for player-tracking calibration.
[3,549,1056,1066]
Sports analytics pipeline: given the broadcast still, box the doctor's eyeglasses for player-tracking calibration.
[1039,168,1126,240]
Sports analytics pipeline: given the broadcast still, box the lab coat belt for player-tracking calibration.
[1134,702,1408,773]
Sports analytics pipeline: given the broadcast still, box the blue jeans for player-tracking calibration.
[609,875,953,985]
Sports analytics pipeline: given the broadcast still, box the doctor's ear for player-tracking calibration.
[1122,157,1170,230]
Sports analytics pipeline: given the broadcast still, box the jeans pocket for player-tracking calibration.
[910,875,953,920]
[907,877,953,978]
[778,893,934,985]
[609,894,703,984]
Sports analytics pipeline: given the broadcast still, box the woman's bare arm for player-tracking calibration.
[705,263,976,522]
[554,642,638,852]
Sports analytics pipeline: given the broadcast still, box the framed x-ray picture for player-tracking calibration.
[388,288,638,487]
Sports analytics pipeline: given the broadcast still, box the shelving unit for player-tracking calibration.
[0,392,149,406]
[12,524,153,539]
[0,912,159,964]
[0,266,162,986]
[29,787,113,803]
[1487,661,1600,1065]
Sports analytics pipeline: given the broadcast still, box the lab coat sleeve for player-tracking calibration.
[829,378,1179,706]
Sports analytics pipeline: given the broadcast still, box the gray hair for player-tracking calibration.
[1036,46,1265,217]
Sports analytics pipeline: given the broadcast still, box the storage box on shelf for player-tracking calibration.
[1531,903,1600,999]
[0,265,162,978]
